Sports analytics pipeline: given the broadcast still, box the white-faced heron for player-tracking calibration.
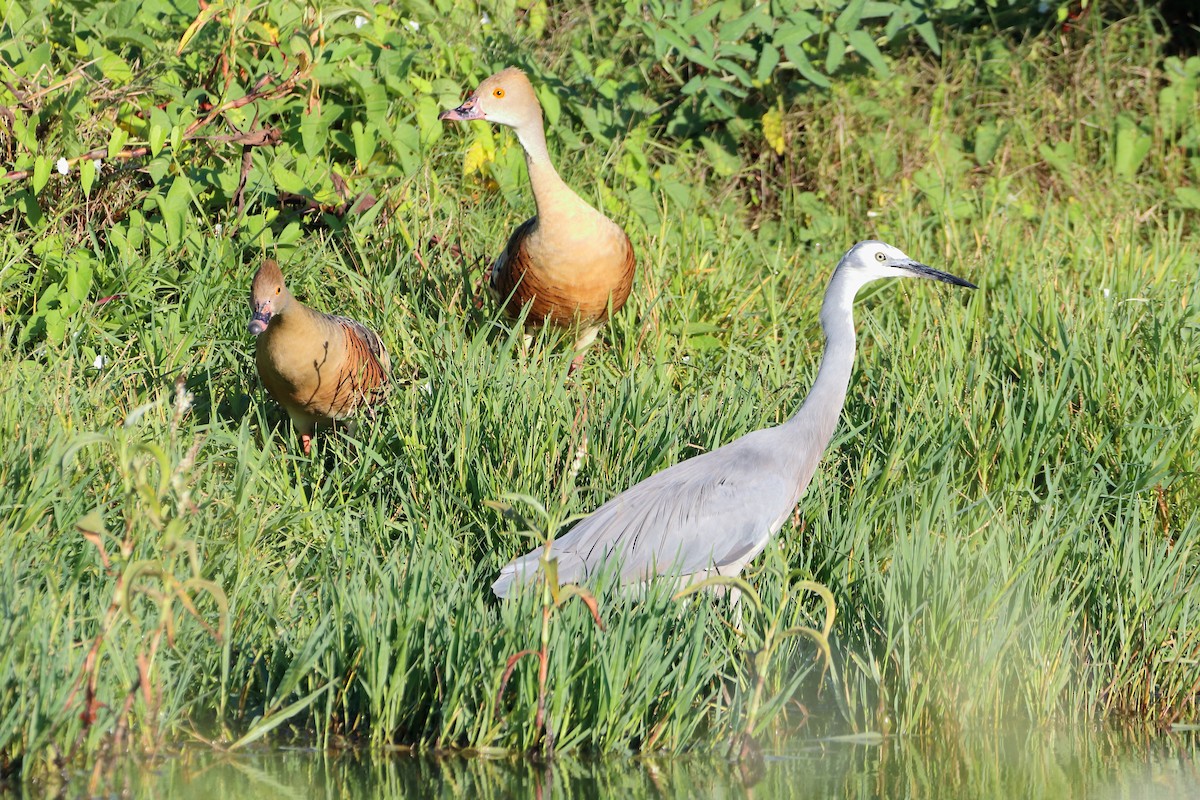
[492,240,976,599]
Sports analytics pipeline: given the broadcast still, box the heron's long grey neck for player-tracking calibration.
[785,270,859,446]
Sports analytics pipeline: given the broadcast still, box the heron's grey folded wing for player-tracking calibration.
[492,428,801,598]
[553,456,795,583]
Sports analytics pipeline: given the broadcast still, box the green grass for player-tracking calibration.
[2,4,1200,785]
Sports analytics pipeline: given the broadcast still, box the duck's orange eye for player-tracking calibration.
[492,88,505,98]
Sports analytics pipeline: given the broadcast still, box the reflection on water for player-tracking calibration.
[66,727,1200,799]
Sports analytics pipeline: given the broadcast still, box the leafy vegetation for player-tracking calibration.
[1,0,1199,788]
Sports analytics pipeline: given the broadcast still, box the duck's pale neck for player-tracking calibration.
[785,269,861,446]
[271,292,323,333]
[514,120,579,222]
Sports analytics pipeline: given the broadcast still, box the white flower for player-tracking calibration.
[866,210,880,218]
[93,158,102,171]
[1102,288,1111,298]
[93,354,109,369]
[354,15,367,29]
[214,223,223,235]
[481,11,491,25]
[407,19,419,31]
[56,157,70,175]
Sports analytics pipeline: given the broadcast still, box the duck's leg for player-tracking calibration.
[567,351,586,376]
[568,325,601,375]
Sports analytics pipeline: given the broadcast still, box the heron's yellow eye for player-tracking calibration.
[275,287,281,294]
[875,252,887,262]
[493,88,505,98]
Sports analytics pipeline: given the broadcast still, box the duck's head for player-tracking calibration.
[439,67,543,131]
[248,259,291,335]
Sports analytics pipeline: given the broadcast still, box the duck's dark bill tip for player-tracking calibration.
[906,262,977,290]
[439,103,484,122]
[248,310,271,335]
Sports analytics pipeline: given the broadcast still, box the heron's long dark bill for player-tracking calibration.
[248,309,271,335]
[438,98,484,121]
[902,261,977,289]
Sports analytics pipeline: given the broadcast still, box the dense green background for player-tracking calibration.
[1,0,1198,785]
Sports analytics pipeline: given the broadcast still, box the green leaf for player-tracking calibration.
[390,123,421,176]
[271,163,306,195]
[834,0,868,33]
[276,221,303,246]
[1114,115,1152,179]
[788,578,838,636]
[681,3,722,36]
[973,123,1005,166]
[66,258,93,304]
[783,43,830,88]
[862,2,900,19]
[95,45,134,83]
[756,44,780,85]
[718,6,767,42]
[44,309,66,345]
[161,175,192,245]
[76,509,108,538]
[825,32,846,74]
[1039,141,1077,179]
[16,190,43,226]
[716,58,753,88]
[147,156,170,184]
[108,126,130,160]
[149,124,167,157]
[11,111,36,151]
[915,18,940,54]
[847,30,890,77]
[700,136,740,177]
[352,121,376,169]
[80,157,96,196]
[32,155,51,195]
[301,107,323,158]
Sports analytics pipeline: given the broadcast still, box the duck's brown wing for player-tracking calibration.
[324,315,391,413]
[489,216,545,322]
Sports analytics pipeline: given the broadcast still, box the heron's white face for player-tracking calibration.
[839,240,976,288]
[843,241,918,281]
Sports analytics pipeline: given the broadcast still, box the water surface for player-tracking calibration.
[60,726,1200,798]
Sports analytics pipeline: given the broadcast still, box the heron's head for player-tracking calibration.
[438,67,543,131]
[248,259,291,336]
[839,240,976,290]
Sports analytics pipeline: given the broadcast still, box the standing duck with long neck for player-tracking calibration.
[440,67,636,373]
